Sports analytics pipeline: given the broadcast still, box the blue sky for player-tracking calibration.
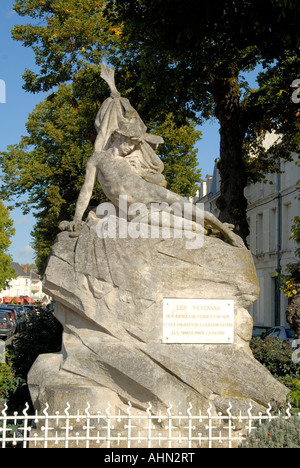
[0,0,49,265]
[0,0,259,266]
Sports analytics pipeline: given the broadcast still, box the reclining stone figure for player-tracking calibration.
[60,63,244,249]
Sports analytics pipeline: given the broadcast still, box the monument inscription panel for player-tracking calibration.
[163,299,234,344]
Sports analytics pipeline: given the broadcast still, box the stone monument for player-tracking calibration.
[28,63,288,420]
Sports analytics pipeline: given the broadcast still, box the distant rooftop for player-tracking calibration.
[11,262,40,281]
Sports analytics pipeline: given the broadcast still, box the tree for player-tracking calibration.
[11,0,118,93]
[0,202,16,291]
[105,0,300,243]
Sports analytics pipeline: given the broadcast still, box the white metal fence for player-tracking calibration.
[0,401,299,448]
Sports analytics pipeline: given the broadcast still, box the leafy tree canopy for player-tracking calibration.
[105,0,300,241]
[0,203,16,290]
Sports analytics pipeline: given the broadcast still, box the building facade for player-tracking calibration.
[194,153,300,328]
[0,263,44,303]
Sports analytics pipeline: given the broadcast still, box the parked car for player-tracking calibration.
[252,326,271,338]
[23,305,36,315]
[17,309,30,326]
[261,326,295,347]
[0,310,16,339]
[0,306,18,332]
[1,305,24,330]
[14,305,30,323]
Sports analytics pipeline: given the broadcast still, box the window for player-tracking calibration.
[256,213,264,254]
[269,208,277,253]
[282,203,291,251]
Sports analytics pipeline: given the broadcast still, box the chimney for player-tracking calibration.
[23,265,28,274]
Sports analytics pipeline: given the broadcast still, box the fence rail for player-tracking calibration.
[0,401,299,448]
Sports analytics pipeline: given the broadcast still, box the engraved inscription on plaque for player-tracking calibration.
[163,299,234,344]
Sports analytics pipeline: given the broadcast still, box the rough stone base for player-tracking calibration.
[29,341,288,417]
[29,215,288,423]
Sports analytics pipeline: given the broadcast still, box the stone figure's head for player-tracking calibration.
[112,123,144,156]
[112,120,165,157]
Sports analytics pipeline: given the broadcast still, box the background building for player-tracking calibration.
[0,262,44,303]
[193,152,300,328]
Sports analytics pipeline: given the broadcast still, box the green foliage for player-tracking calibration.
[240,415,300,448]
[8,310,63,381]
[12,0,120,93]
[0,351,24,403]
[150,113,201,197]
[0,202,16,290]
[273,269,299,299]
[291,215,300,259]
[244,53,300,184]
[285,265,300,342]
[251,337,300,411]
[280,376,300,410]
[283,278,299,299]
[250,337,300,378]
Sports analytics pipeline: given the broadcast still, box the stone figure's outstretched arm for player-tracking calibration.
[203,211,245,248]
[60,156,97,232]
[74,159,97,220]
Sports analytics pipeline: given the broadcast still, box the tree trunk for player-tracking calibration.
[210,75,250,245]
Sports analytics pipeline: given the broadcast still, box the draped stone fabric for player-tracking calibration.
[94,95,166,186]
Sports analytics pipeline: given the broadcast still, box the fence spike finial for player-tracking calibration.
[227,402,233,418]
[106,402,111,417]
[43,403,49,417]
[85,402,91,416]
[65,402,71,416]
[1,403,8,417]
[286,403,292,418]
[267,403,272,419]
[127,401,132,416]
[146,402,152,417]
[247,402,253,418]
[23,402,30,417]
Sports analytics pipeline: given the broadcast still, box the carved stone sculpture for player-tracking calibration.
[59,63,244,248]
[29,64,288,421]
